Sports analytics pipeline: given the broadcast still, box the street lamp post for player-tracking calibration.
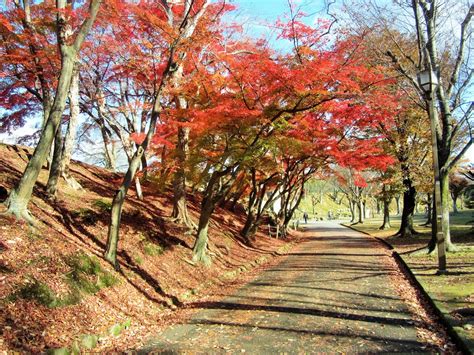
[417,68,447,274]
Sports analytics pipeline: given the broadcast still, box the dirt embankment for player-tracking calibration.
[0,143,296,352]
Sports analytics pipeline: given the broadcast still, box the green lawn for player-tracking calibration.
[346,210,474,351]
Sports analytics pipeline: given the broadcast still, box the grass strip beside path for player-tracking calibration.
[343,211,474,353]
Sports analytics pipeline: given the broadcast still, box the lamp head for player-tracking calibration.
[417,69,439,93]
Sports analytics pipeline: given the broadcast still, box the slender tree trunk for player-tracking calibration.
[60,69,82,190]
[46,68,82,196]
[46,123,64,198]
[192,196,215,266]
[241,211,254,238]
[141,154,148,180]
[172,126,194,228]
[133,150,144,201]
[5,54,76,221]
[440,172,456,251]
[357,201,363,224]
[452,194,458,213]
[192,165,237,264]
[230,190,244,212]
[395,196,401,215]
[423,197,438,254]
[349,200,355,222]
[379,197,391,230]
[3,0,101,221]
[135,177,143,201]
[105,147,145,268]
[98,120,116,171]
[424,193,433,226]
[244,220,260,243]
[282,185,305,233]
[241,211,259,243]
[397,179,417,237]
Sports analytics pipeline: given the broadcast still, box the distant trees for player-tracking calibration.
[450,173,470,213]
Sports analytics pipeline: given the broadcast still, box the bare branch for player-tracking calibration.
[447,4,474,100]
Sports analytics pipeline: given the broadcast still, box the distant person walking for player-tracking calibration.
[303,212,308,224]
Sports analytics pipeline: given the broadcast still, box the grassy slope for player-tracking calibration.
[346,212,474,350]
[0,144,296,352]
[298,193,350,221]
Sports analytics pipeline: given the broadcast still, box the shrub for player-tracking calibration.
[92,199,112,212]
[143,242,164,256]
[12,277,56,307]
[71,208,98,225]
[65,252,118,294]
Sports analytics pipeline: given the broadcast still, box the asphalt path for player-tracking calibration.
[141,222,428,353]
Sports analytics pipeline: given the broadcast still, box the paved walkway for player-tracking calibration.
[141,222,427,353]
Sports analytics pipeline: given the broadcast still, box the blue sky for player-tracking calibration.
[228,0,327,19]
[223,0,330,51]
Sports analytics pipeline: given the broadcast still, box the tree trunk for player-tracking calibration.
[98,120,116,171]
[427,199,437,253]
[5,53,76,222]
[349,200,355,222]
[4,0,101,221]
[440,171,456,251]
[191,165,237,264]
[282,186,305,233]
[104,147,144,269]
[357,201,363,224]
[172,126,194,228]
[60,69,82,190]
[141,154,148,180]
[192,196,214,266]
[241,211,254,237]
[379,197,391,230]
[135,177,143,201]
[424,193,433,226]
[395,196,400,215]
[230,190,244,212]
[452,194,458,213]
[241,211,259,243]
[397,178,417,237]
[103,0,210,268]
[46,123,64,198]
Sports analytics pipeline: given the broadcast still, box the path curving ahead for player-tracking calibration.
[141,222,429,353]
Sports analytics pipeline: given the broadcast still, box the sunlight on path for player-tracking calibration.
[140,222,426,353]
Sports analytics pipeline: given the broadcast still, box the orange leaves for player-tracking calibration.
[0,12,14,32]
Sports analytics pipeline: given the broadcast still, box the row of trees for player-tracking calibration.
[1,0,472,266]
[325,166,472,227]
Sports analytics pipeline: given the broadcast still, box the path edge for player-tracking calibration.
[341,223,472,355]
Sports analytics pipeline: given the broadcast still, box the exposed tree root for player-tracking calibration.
[2,201,38,228]
[192,248,212,267]
[63,173,83,191]
[170,216,197,230]
[104,253,121,271]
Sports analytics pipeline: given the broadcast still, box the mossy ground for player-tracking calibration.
[8,252,118,308]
